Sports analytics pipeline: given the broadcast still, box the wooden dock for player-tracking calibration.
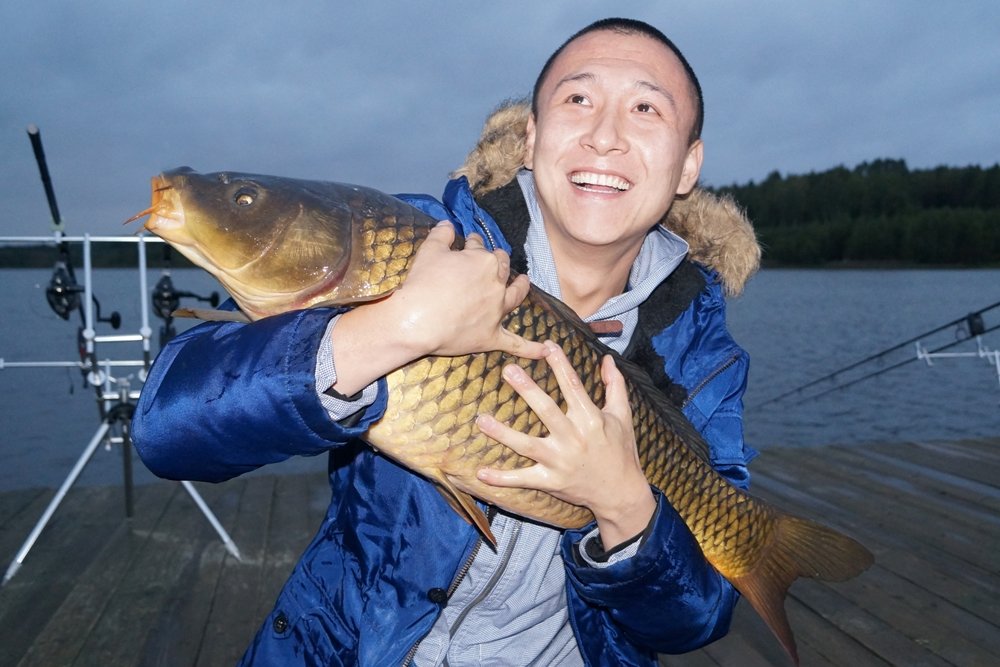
[1,438,997,666]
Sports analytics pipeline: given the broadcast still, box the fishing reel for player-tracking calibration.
[46,258,120,329]
[151,273,219,346]
[45,258,81,321]
[965,312,986,337]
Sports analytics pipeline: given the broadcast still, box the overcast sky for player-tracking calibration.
[1,1,998,237]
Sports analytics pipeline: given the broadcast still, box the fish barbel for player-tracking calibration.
[132,167,873,664]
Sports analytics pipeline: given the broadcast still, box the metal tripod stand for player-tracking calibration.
[1,234,240,586]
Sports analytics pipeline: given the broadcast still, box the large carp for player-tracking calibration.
[131,167,872,664]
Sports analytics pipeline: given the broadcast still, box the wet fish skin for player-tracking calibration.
[137,168,873,665]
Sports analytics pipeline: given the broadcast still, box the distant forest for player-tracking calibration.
[3,160,998,268]
[712,159,1000,266]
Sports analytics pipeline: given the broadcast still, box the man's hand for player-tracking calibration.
[390,222,543,358]
[329,221,547,396]
[475,340,656,549]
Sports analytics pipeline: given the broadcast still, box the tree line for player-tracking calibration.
[3,159,998,268]
[712,159,1000,266]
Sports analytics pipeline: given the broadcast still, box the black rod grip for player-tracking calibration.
[27,124,63,230]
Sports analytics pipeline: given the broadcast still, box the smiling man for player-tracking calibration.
[133,17,761,666]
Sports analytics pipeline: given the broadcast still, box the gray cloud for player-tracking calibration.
[2,1,997,236]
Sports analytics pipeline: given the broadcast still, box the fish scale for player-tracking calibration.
[137,168,874,665]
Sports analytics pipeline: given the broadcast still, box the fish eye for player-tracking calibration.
[234,188,256,207]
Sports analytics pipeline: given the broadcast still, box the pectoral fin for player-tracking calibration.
[172,307,250,323]
[431,475,496,547]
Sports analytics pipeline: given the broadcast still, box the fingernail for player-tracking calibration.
[544,340,560,353]
[502,364,525,382]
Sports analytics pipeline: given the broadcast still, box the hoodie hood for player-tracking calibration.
[452,100,760,296]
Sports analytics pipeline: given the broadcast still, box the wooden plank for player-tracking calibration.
[670,591,878,667]
[763,447,998,572]
[830,443,1000,514]
[136,479,245,667]
[60,481,219,666]
[15,482,179,667]
[661,647,721,666]
[791,579,951,666]
[934,438,1000,462]
[0,487,48,535]
[2,438,998,667]
[897,440,1000,486]
[0,485,123,666]
[752,460,998,613]
[252,472,317,624]
[749,448,1000,664]
[195,475,278,667]
[829,562,1000,664]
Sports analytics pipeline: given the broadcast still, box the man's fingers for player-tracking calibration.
[600,355,632,421]
[427,220,456,246]
[497,330,548,359]
[476,464,547,490]
[464,232,486,249]
[493,249,511,281]
[542,341,599,419]
[502,274,531,312]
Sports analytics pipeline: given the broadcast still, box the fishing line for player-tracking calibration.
[757,300,1000,407]
[786,321,1000,405]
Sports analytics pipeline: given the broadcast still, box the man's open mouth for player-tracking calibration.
[570,171,632,193]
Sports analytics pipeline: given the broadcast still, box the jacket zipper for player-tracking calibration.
[472,213,499,251]
[400,506,497,666]
[446,516,521,642]
[681,352,741,409]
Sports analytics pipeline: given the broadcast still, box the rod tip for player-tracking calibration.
[26,123,39,135]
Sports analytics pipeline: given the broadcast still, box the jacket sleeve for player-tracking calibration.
[132,305,387,483]
[561,491,738,659]
[560,277,754,660]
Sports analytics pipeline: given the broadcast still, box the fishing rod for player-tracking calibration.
[27,125,63,235]
[757,299,1000,407]
[29,124,84,323]
[1,128,242,584]
[787,321,1000,405]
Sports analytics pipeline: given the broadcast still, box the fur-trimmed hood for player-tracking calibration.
[452,100,760,296]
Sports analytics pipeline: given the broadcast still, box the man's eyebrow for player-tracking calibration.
[635,79,677,113]
[553,71,596,90]
[552,73,679,113]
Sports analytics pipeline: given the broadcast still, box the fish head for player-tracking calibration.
[134,167,417,319]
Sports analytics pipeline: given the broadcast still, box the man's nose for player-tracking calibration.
[582,108,628,155]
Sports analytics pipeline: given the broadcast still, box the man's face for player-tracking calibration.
[525,30,703,254]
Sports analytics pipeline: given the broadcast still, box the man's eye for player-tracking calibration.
[636,102,656,114]
[569,94,588,105]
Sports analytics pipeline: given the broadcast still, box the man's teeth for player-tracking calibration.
[571,172,631,191]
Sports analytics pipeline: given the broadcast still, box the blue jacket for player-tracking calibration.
[132,176,754,666]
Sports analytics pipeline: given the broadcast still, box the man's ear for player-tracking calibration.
[676,139,704,196]
[523,114,537,169]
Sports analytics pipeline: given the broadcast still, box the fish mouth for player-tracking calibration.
[125,175,190,242]
[569,171,632,193]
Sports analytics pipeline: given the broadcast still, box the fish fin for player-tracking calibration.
[433,477,496,547]
[729,514,874,666]
[172,307,250,323]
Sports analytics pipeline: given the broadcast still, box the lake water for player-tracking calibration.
[1,265,997,491]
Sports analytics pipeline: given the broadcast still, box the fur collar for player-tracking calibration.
[452,100,760,296]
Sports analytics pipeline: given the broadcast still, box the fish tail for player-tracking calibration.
[729,514,874,666]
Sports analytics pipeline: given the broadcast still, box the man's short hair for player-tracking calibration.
[531,17,704,144]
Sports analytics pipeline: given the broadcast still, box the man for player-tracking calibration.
[133,17,760,666]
